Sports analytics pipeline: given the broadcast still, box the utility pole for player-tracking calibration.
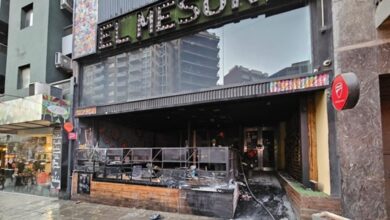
[65,76,76,199]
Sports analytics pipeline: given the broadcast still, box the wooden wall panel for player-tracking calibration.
[307,96,318,182]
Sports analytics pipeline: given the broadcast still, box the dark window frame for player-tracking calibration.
[17,64,31,89]
[21,3,33,29]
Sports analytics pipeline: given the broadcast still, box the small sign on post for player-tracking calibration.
[64,122,74,133]
[68,132,77,140]
[331,73,360,111]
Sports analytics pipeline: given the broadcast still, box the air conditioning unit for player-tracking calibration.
[29,82,63,99]
[55,52,73,73]
[60,0,73,13]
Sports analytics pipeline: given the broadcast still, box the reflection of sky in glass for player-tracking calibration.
[210,6,311,84]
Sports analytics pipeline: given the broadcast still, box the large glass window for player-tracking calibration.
[81,6,311,107]
[0,135,54,196]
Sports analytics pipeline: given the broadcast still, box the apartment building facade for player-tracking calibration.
[0,0,73,197]
[0,0,9,94]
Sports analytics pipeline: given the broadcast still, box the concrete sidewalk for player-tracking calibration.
[0,192,217,220]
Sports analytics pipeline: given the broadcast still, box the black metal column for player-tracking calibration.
[300,96,310,187]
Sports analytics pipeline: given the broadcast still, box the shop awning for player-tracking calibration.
[76,72,330,117]
[0,94,70,133]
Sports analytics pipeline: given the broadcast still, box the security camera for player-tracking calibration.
[323,59,332,67]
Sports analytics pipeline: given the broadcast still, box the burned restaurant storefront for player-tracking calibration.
[72,0,340,218]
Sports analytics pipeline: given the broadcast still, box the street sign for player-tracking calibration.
[47,105,68,116]
[331,73,360,111]
[68,132,77,140]
[64,122,74,133]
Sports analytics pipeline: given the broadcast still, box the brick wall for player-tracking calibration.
[279,175,341,219]
[72,175,183,212]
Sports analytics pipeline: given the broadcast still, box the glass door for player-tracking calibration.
[262,129,275,171]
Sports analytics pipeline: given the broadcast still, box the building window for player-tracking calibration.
[81,6,312,107]
[21,3,33,29]
[18,65,30,89]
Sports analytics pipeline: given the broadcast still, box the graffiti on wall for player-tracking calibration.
[73,0,98,59]
[42,95,71,124]
[97,122,146,149]
[269,73,329,93]
[78,119,153,149]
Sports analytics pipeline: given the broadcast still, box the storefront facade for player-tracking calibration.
[0,94,70,197]
[71,0,342,218]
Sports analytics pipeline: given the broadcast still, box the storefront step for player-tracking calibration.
[278,173,342,220]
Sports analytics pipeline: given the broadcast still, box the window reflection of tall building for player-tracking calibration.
[81,31,220,106]
[270,60,311,78]
[178,31,220,92]
[223,60,311,86]
[224,66,268,85]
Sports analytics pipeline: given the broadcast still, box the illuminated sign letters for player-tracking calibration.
[98,0,271,52]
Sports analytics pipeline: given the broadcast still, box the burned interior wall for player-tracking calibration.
[77,118,180,149]
[285,111,302,182]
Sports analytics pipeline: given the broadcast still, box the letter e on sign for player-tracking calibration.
[331,73,360,111]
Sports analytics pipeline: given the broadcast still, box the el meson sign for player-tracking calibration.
[97,0,302,52]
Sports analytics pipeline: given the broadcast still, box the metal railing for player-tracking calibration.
[74,146,236,187]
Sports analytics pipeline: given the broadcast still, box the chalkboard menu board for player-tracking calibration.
[51,128,62,190]
[77,173,91,194]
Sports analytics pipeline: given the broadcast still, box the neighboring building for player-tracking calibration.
[4,0,72,98]
[177,31,220,91]
[224,65,268,85]
[81,31,219,106]
[223,61,310,85]
[0,0,9,94]
[330,1,390,219]
[271,60,311,78]
[0,0,73,198]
